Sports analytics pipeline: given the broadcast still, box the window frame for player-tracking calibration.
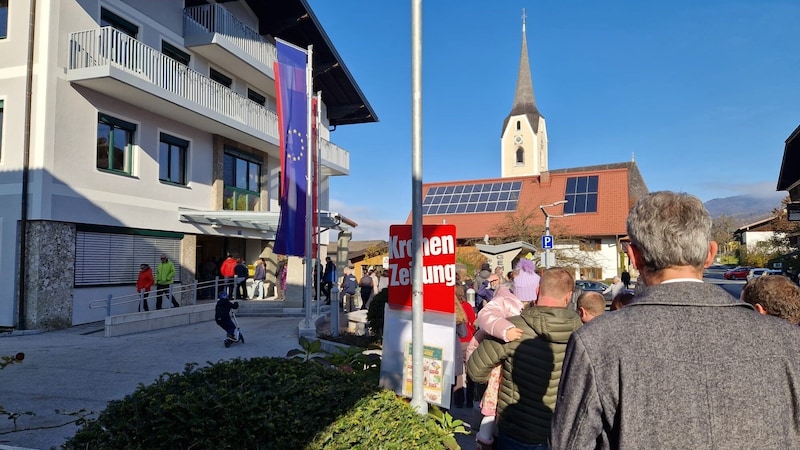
[162,40,190,66]
[564,175,599,214]
[0,0,8,39]
[210,68,232,88]
[100,8,138,38]
[158,133,188,185]
[74,230,182,286]
[247,88,266,106]
[222,148,261,211]
[97,113,136,175]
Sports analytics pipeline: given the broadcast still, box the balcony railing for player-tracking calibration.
[68,27,278,139]
[184,4,276,72]
[319,139,349,173]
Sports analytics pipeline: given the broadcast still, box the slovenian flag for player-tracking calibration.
[273,39,309,257]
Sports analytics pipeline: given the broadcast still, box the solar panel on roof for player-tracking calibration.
[421,181,524,216]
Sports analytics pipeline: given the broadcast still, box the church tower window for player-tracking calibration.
[516,147,524,164]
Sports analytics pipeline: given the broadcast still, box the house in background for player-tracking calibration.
[734,216,781,249]
[409,14,648,281]
[0,0,376,329]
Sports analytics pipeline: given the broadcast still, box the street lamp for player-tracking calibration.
[539,200,573,269]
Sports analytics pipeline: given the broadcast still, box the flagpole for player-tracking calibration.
[303,44,314,329]
[315,90,322,317]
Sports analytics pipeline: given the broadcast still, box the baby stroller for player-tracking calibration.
[215,292,244,348]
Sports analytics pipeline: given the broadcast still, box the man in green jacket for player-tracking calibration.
[467,267,581,449]
[155,254,179,309]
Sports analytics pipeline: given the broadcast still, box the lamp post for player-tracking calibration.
[539,200,571,269]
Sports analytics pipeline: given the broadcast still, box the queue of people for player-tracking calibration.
[457,191,800,449]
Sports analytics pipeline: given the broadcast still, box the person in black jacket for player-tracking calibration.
[234,258,249,299]
[215,292,239,339]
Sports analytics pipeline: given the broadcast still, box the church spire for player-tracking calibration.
[505,8,541,133]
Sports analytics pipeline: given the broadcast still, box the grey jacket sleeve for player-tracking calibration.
[466,336,505,384]
[550,333,605,449]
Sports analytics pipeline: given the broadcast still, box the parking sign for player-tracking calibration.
[542,235,554,249]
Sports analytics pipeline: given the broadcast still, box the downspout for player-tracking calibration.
[18,0,37,329]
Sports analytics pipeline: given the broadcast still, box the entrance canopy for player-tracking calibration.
[475,241,538,271]
[178,209,357,239]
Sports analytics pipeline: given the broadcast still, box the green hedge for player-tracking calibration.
[64,357,460,449]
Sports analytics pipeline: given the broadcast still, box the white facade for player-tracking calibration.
[0,0,362,328]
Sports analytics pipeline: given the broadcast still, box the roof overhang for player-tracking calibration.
[475,241,538,256]
[178,209,357,239]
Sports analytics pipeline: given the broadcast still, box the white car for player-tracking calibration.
[746,268,782,282]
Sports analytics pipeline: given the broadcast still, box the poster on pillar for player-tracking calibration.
[379,224,457,408]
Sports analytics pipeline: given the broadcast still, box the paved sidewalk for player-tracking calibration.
[0,314,478,450]
[0,316,302,450]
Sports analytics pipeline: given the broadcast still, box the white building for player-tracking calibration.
[0,0,376,329]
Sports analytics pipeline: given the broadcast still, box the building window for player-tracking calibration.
[223,149,261,211]
[579,239,601,252]
[161,41,190,66]
[75,230,181,286]
[100,8,138,37]
[159,133,187,185]
[564,175,599,214]
[0,0,8,39]
[580,267,603,281]
[248,89,266,106]
[516,121,521,131]
[210,68,232,88]
[97,114,135,174]
[515,147,524,164]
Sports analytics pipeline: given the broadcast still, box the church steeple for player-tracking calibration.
[500,9,548,178]
[505,8,541,134]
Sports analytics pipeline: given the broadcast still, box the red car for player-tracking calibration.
[723,267,751,280]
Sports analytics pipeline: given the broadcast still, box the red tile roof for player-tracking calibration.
[407,162,648,240]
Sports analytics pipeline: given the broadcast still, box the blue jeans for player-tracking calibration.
[496,432,548,450]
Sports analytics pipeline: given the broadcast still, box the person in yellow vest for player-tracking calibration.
[155,254,179,309]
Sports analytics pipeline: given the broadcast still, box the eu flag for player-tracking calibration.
[273,40,308,256]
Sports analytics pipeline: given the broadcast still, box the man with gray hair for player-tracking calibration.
[551,191,800,449]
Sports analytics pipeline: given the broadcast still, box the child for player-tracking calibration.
[215,292,239,339]
[467,260,537,449]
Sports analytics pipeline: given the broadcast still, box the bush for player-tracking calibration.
[64,357,461,449]
[308,390,459,449]
[64,358,380,449]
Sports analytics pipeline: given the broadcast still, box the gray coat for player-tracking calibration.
[551,281,800,449]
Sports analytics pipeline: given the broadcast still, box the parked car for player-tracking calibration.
[723,267,752,280]
[575,280,612,302]
[746,268,782,282]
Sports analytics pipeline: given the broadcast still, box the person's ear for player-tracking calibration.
[704,241,718,268]
[753,303,769,316]
[626,243,642,270]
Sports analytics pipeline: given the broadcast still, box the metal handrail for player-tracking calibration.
[87,277,248,316]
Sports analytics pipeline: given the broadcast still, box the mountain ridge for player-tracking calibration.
[704,192,786,227]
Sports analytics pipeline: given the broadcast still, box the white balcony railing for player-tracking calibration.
[184,4,276,72]
[68,27,278,139]
[319,138,349,172]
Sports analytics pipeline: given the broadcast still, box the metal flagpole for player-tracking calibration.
[315,90,322,317]
[410,0,427,415]
[304,44,314,329]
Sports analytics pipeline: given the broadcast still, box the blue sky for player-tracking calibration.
[307,0,800,241]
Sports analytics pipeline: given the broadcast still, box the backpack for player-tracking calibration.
[343,275,357,295]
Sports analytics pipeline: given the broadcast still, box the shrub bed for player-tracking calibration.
[64,356,461,449]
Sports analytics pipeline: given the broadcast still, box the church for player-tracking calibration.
[412,14,649,281]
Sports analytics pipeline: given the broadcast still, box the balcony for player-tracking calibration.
[183,4,276,95]
[67,27,279,152]
[66,27,349,175]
